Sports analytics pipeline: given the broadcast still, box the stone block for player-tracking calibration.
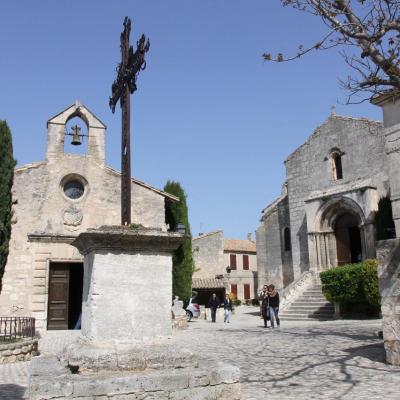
[30,355,68,377]
[208,363,240,385]
[29,376,73,400]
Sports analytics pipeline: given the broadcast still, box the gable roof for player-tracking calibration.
[284,114,382,164]
[223,239,256,253]
[192,230,223,241]
[47,101,107,129]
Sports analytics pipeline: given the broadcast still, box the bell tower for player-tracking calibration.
[46,101,106,165]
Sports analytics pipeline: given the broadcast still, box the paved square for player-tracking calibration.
[1,307,399,400]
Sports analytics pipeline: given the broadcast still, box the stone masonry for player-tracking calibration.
[0,102,179,331]
[257,112,387,292]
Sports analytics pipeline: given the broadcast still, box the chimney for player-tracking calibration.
[247,233,252,241]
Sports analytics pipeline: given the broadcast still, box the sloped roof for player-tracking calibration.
[284,114,382,164]
[192,277,225,289]
[192,230,223,241]
[223,239,256,253]
[261,193,287,221]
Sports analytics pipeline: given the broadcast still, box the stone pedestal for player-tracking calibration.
[71,226,183,342]
[29,226,241,399]
[377,239,400,365]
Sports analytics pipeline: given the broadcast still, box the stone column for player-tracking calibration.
[372,92,400,365]
[71,226,184,343]
[377,239,400,365]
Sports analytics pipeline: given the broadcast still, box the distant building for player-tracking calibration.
[192,231,257,304]
[256,113,395,291]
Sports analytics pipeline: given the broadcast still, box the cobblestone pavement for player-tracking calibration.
[1,308,399,400]
[173,307,400,400]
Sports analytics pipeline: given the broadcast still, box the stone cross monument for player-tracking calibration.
[109,16,150,225]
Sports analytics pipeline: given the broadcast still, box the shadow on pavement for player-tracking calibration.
[0,384,26,400]
[343,342,386,363]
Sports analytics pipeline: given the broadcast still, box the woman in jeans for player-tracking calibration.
[223,293,233,323]
[268,284,280,328]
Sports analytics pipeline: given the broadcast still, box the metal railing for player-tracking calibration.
[0,317,35,341]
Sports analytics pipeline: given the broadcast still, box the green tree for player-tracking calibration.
[0,121,16,291]
[164,180,193,304]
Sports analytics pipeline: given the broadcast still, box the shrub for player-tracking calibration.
[251,298,260,306]
[320,259,381,308]
[360,259,381,308]
[233,299,241,306]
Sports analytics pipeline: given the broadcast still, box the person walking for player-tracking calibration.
[268,284,280,328]
[208,293,221,323]
[261,289,270,328]
[223,293,233,323]
[259,284,268,317]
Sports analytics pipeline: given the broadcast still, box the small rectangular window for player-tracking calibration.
[243,255,249,270]
[230,254,237,270]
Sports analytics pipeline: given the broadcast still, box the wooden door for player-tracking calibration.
[230,284,238,298]
[47,263,70,330]
[244,284,250,300]
[335,227,351,266]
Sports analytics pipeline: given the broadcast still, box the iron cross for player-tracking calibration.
[109,17,150,225]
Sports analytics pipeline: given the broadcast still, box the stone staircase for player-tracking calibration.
[279,280,335,321]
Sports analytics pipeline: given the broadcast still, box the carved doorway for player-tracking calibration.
[47,262,83,330]
[334,213,362,266]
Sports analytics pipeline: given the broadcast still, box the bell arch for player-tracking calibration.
[46,101,106,164]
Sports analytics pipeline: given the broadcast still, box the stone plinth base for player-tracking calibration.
[377,238,400,365]
[29,344,241,400]
[71,226,184,343]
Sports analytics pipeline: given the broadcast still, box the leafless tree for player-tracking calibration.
[264,1,400,102]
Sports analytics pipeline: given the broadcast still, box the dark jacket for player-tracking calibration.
[268,292,280,308]
[208,296,221,309]
[223,298,233,311]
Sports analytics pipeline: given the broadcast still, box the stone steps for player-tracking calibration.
[280,280,334,321]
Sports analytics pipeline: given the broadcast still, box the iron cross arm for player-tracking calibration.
[109,29,150,113]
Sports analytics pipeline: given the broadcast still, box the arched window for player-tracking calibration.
[284,227,291,251]
[331,151,343,180]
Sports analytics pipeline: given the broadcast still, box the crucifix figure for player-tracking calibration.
[109,17,150,225]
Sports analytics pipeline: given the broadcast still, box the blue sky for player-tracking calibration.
[0,1,382,239]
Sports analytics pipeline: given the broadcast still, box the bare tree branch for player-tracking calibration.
[267,0,400,101]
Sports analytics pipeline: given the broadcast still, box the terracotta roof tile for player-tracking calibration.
[192,277,225,289]
[223,239,256,253]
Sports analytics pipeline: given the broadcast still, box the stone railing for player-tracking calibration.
[280,271,316,311]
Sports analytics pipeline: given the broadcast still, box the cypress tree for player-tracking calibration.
[0,121,16,291]
[164,180,193,304]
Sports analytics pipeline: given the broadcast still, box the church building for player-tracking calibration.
[256,112,395,290]
[0,102,178,331]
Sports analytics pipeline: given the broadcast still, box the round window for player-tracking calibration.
[63,180,85,200]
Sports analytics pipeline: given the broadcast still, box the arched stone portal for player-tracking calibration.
[310,196,375,271]
[334,213,362,265]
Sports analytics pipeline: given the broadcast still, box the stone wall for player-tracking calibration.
[0,103,175,330]
[192,231,225,278]
[256,195,292,291]
[376,239,400,365]
[0,338,38,363]
[285,115,385,280]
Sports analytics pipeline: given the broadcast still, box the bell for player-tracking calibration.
[70,125,82,146]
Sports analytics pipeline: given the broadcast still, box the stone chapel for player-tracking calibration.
[256,111,395,290]
[0,102,178,331]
